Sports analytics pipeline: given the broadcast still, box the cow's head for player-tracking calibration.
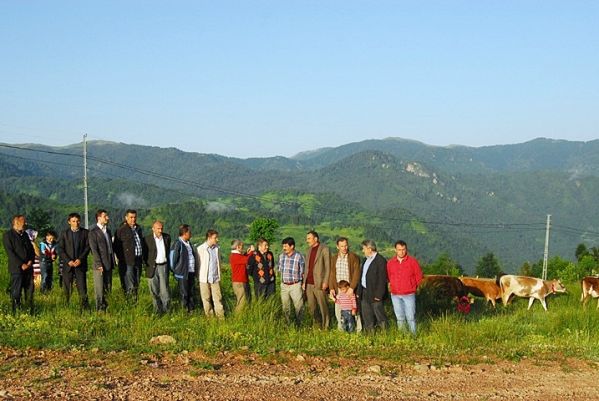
[551,280,567,293]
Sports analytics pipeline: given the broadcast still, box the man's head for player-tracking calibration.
[336,237,349,255]
[95,209,109,226]
[125,209,137,227]
[394,240,408,260]
[152,221,164,237]
[206,229,219,246]
[281,237,296,255]
[306,230,319,248]
[360,239,377,257]
[67,213,81,230]
[231,239,243,251]
[257,237,269,254]
[179,224,191,241]
[11,214,26,232]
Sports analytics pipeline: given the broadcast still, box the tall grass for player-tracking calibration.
[1,251,599,362]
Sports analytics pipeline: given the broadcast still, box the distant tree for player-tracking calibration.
[575,243,589,262]
[424,253,463,277]
[556,261,585,283]
[518,261,533,276]
[578,254,597,277]
[248,217,280,245]
[27,207,53,235]
[475,252,502,278]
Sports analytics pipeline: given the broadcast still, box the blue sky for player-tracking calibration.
[1,1,597,157]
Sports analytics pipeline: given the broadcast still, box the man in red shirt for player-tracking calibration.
[229,239,254,313]
[386,240,423,334]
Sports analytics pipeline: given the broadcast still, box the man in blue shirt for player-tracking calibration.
[278,237,305,326]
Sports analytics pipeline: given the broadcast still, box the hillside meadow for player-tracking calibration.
[1,244,599,364]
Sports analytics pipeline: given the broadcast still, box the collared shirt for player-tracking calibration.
[182,239,195,273]
[335,252,350,284]
[98,223,113,254]
[207,244,219,283]
[132,225,142,257]
[278,251,305,284]
[361,252,378,289]
[154,235,166,264]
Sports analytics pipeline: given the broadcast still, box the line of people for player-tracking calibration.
[3,210,424,334]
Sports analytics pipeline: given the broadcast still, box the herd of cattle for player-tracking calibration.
[420,274,599,311]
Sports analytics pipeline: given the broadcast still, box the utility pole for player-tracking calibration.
[542,214,551,280]
[83,134,89,229]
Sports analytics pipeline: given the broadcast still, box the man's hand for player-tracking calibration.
[21,263,29,271]
[321,283,328,291]
[329,289,336,297]
[97,266,104,273]
[73,259,81,267]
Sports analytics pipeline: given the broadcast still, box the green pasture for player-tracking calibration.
[1,243,598,364]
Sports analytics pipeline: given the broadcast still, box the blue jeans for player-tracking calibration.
[391,293,417,334]
[40,259,54,292]
[340,309,356,333]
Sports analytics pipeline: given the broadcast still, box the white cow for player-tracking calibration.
[499,275,566,311]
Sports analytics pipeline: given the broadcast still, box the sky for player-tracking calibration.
[1,1,598,158]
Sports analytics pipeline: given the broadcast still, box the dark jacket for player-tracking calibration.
[113,222,146,266]
[3,229,36,275]
[170,238,199,279]
[58,227,90,271]
[144,232,171,278]
[357,253,388,303]
[89,225,115,271]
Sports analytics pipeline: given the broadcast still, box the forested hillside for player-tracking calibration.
[1,137,597,271]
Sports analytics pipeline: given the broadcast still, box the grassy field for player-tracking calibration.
[1,244,598,364]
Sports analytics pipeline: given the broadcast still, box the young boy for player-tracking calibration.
[335,280,358,333]
[39,230,58,293]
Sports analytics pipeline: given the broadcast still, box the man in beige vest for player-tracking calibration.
[303,230,330,329]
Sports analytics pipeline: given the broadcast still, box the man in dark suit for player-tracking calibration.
[113,209,146,301]
[2,214,36,314]
[144,220,171,314]
[59,212,90,309]
[88,209,115,311]
[171,224,199,313]
[357,239,388,331]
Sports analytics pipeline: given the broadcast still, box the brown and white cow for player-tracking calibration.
[499,275,566,311]
[580,276,599,308]
[459,277,502,307]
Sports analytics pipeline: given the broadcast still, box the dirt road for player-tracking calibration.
[1,348,597,400]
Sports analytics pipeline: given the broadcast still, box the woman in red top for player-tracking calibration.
[386,240,423,334]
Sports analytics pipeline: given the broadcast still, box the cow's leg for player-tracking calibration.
[502,290,511,306]
[540,297,548,311]
[527,297,535,310]
[596,298,599,309]
[489,297,496,308]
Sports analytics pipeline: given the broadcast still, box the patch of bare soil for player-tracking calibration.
[0,348,597,400]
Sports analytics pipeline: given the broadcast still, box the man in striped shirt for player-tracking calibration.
[278,237,305,325]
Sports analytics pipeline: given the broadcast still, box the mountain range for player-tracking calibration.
[1,137,597,272]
